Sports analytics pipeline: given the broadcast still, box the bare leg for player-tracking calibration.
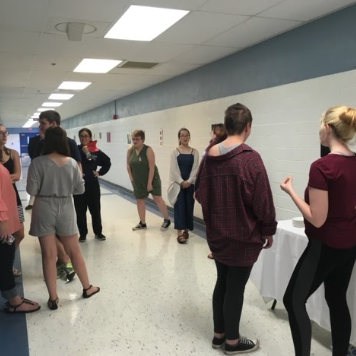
[38,235,58,301]
[58,234,99,296]
[55,238,70,265]
[152,196,169,220]
[137,199,146,223]
[13,223,25,251]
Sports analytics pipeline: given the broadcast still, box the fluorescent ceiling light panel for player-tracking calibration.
[105,5,189,41]
[23,120,36,128]
[38,108,55,112]
[48,94,74,100]
[42,102,62,107]
[58,81,91,90]
[74,58,122,73]
[32,113,40,117]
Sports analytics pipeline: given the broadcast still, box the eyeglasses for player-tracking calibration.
[0,131,9,136]
[180,135,190,138]
[80,135,90,138]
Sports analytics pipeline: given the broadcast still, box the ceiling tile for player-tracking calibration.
[155,11,249,45]
[48,0,129,22]
[128,0,207,10]
[205,16,302,48]
[0,29,40,54]
[0,0,49,31]
[198,0,285,16]
[260,0,356,21]
[171,45,239,65]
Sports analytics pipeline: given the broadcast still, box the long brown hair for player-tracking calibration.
[0,125,11,163]
[41,126,70,156]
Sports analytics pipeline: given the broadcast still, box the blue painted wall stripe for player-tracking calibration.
[63,4,356,129]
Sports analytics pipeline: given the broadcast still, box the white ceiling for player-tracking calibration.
[1,0,355,127]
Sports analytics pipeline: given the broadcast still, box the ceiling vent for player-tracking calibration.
[118,61,158,69]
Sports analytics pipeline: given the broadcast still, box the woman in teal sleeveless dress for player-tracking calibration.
[127,130,171,231]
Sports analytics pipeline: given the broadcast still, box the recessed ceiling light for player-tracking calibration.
[58,81,91,90]
[48,94,74,100]
[42,102,62,107]
[38,108,55,112]
[74,58,122,73]
[104,5,189,41]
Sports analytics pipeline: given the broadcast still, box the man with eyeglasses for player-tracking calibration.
[27,110,81,282]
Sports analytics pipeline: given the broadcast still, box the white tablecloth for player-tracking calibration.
[250,219,356,344]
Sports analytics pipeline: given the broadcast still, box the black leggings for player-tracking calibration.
[283,238,356,356]
[0,242,16,298]
[213,259,253,339]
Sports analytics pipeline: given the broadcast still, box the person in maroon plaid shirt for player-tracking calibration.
[195,103,277,354]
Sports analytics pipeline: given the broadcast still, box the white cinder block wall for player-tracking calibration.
[66,69,356,221]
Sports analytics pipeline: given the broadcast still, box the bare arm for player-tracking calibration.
[10,150,21,182]
[126,147,133,182]
[146,147,155,189]
[281,177,328,228]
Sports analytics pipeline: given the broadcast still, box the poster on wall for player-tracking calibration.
[99,132,102,139]
[107,132,111,143]
[127,133,132,145]
[159,128,163,146]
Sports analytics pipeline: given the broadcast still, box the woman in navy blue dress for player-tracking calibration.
[169,128,199,244]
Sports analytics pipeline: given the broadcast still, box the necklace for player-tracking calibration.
[329,151,355,156]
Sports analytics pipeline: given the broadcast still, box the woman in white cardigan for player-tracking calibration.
[168,128,199,244]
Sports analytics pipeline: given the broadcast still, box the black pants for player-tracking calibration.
[213,259,253,339]
[283,238,356,356]
[0,242,16,299]
[74,181,102,236]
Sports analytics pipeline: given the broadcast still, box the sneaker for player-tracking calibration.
[132,222,147,231]
[79,235,87,242]
[63,262,76,282]
[161,219,171,229]
[212,336,225,349]
[56,264,66,279]
[224,337,259,355]
[25,205,33,210]
[95,233,106,241]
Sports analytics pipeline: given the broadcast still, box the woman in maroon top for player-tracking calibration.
[281,106,356,356]
[196,103,277,354]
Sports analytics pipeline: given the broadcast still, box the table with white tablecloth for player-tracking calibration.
[250,219,356,344]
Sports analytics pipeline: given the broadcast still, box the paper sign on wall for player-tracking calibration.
[159,128,163,146]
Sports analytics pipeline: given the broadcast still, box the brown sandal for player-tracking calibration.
[5,298,41,314]
[177,234,187,244]
[183,231,189,239]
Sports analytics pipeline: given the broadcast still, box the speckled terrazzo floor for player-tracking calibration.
[4,168,332,356]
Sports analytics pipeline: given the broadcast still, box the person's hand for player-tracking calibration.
[82,146,89,154]
[0,221,10,241]
[185,182,191,188]
[147,183,153,192]
[93,171,99,177]
[263,236,273,249]
[280,176,294,195]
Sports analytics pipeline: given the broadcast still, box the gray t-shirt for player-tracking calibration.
[27,156,84,197]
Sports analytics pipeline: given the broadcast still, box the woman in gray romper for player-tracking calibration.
[27,127,100,310]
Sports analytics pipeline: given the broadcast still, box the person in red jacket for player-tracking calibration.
[195,103,277,354]
[281,106,356,356]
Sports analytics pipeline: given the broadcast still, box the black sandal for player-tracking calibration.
[83,285,100,299]
[47,297,59,310]
[5,298,41,314]
[177,234,187,244]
